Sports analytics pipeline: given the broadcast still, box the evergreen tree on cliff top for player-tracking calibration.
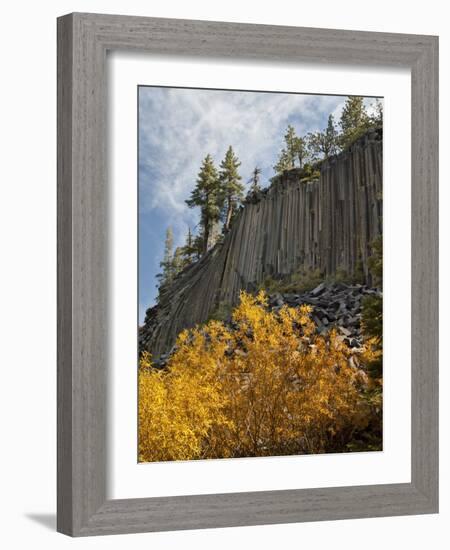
[219,146,244,231]
[273,147,291,174]
[307,114,339,160]
[339,96,370,149]
[371,98,383,127]
[293,134,308,169]
[185,154,221,255]
[249,166,262,193]
[156,226,174,290]
[171,246,185,275]
[274,124,309,174]
[181,226,197,264]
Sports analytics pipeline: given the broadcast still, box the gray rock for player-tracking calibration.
[311,282,326,296]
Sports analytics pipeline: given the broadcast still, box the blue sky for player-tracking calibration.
[138,87,378,323]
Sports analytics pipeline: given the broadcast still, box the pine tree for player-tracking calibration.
[180,226,197,265]
[371,98,383,127]
[219,146,244,231]
[249,166,261,193]
[156,226,175,289]
[339,96,370,149]
[192,234,204,260]
[284,125,298,168]
[307,114,339,160]
[274,125,309,174]
[325,114,339,156]
[172,246,185,275]
[185,154,221,254]
[293,135,308,169]
[273,148,291,174]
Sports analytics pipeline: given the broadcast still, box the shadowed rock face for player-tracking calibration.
[140,128,382,359]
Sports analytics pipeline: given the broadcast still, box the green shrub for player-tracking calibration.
[258,268,324,294]
[208,301,233,322]
[368,236,383,288]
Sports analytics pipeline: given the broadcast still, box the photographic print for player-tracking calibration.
[138,86,383,463]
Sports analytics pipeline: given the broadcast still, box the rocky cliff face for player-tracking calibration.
[140,128,382,359]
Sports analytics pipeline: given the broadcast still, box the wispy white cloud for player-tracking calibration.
[139,89,344,237]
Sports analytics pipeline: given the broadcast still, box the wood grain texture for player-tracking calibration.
[410,36,439,507]
[57,14,73,535]
[57,12,439,537]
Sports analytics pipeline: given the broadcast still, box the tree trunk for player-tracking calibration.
[203,223,210,255]
[225,200,233,231]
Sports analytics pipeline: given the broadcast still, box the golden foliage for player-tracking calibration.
[139,291,381,462]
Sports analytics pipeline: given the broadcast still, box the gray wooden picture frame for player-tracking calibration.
[57,12,439,537]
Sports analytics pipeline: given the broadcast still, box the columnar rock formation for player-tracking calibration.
[140,128,382,359]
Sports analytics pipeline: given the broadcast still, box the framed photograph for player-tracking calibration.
[57,13,438,536]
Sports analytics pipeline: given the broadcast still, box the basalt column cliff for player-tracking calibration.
[140,128,382,359]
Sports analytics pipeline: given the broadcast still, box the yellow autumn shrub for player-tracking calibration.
[139,291,380,462]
